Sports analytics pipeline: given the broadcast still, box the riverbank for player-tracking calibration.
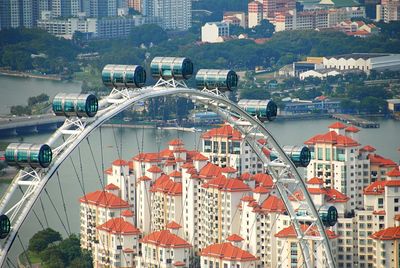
[0,69,62,81]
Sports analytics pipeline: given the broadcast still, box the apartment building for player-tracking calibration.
[201,124,265,175]
[79,187,131,251]
[94,213,140,267]
[79,122,400,268]
[275,7,365,32]
[248,1,264,28]
[136,227,192,268]
[201,22,230,43]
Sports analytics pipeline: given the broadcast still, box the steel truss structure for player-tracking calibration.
[0,78,336,268]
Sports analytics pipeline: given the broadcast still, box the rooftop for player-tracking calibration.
[97,218,140,235]
[325,53,390,60]
[201,242,257,261]
[140,230,191,248]
[79,190,130,209]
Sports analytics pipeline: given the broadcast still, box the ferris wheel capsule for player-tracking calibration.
[5,143,53,168]
[237,99,277,122]
[195,69,238,92]
[52,93,98,118]
[319,205,338,227]
[150,57,193,80]
[270,145,311,167]
[102,64,146,88]
[0,215,10,239]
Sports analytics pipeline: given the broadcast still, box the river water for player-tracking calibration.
[0,76,399,263]
[0,75,81,115]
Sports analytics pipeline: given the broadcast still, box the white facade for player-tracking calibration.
[377,0,400,22]
[141,0,191,30]
[275,7,365,32]
[299,69,341,80]
[248,1,263,28]
[201,124,266,175]
[79,123,400,268]
[201,22,229,43]
[323,53,400,74]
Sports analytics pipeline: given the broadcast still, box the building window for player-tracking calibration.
[318,148,323,160]
[325,148,331,161]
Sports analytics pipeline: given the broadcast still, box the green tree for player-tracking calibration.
[10,105,31,116]
[28,228,62,253]
[359,96,387,114]
[246,19,275,38]
[40,245,65,268]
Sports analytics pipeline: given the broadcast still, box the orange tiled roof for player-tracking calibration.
[140,230,191,248]
[181,162,195,169]
[151,174,182,196]
[373,210,386,215]
[147,165,162,173]
[241,196,255,202]
[253,185,269,194]
[202,125,242,141]
[121,210,134,217]
[290,188,349,203]
[192,153,209,161]
[368,154,397,167]
[307,177,324,185]
[206,176,251,192]
[105,183,119,190]
[104,167,112,175]
[305,131,359,147]
[260,195,286,213]
[132,152,162,163]
[169,170,182,177]
[328,122,346,129]
[166,221,182,229]
[112,159,128,166]
[199,162,222,179]
[252,173,274,188]
[364,180,386,195]
[138,175,151,182]
[360,145,376,152]
[169,139,184,146]
[97,218,140,235]
[275,224,338,239]
[387,167,400,177]
[221,166,237,173]
[227,234,244,242]
[79,190,130,208]
[370,226,400,241]
[345,126,360,133]
[240,172,252,181]
[200,242,257,261]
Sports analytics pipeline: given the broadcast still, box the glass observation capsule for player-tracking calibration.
[150,57,193,80]
[319,206,338,227]
[102,64,146,88]
[52,93,98,118]
[296,205,338,227]
[270,145,311,167]
[195,69,238,92]
[0,215,10,239]
[5,143,52,168]
[238,99,277,122]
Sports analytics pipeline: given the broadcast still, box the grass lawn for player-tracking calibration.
[19,251,42,266]
[27,251,42,264]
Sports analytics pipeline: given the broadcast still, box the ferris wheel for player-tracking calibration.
[0,57,337,268]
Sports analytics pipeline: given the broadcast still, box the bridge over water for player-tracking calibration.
[0,114,64,138]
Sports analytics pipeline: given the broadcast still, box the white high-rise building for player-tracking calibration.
[201,21,229,43]
[79,122,400,268]
[141,0,191,30]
